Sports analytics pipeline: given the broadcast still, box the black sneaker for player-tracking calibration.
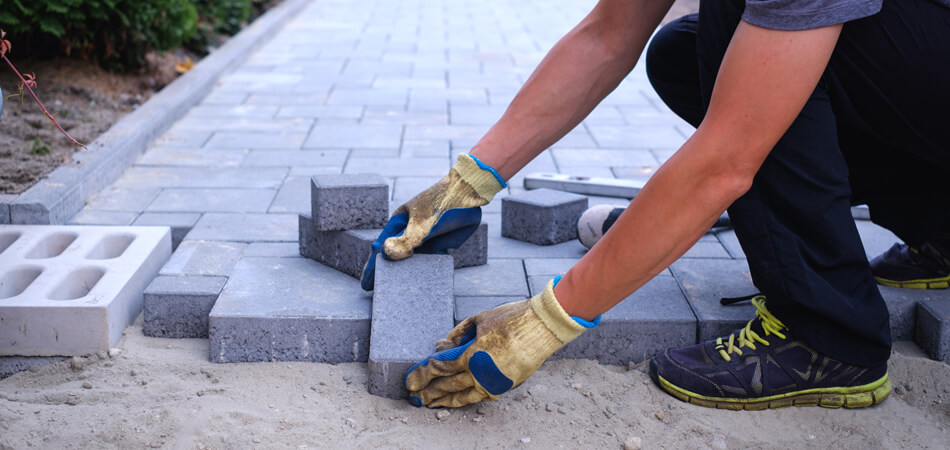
[650,296,891,410]
[870,242,950,289]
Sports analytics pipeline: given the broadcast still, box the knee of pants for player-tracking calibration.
[645,14,698,96]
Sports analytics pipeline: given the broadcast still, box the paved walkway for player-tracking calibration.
[68,0,919,361]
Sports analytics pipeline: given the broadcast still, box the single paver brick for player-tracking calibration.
[670,259,758,342]
[915,298,950,363]
[209,257,372,363]
[143,275,228,338]
[159,240,247,277]
[311,174,388,231]
[502,188,588,245]
[447,222,488,269]
[369,255,455,399]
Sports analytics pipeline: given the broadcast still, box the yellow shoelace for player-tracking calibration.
[715,296,788,362]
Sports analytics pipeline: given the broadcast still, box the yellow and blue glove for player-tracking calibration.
[360,153,506,291]
[404,277,600,408]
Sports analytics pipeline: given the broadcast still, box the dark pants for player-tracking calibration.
[646,0,950,366]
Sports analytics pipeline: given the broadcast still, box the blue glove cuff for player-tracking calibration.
[552,275,601,329]
[467,154,508,189]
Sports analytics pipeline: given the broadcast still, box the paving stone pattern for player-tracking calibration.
[53,0,948,386]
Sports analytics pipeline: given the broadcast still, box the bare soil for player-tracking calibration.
[0,323,947,449]
[0,53,182,194]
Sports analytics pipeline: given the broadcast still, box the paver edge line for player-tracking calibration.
[8,0,312,225]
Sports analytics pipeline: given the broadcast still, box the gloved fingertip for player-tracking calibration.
[383,237,413,260]
[408,396,423,407]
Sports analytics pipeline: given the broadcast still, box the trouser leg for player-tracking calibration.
[645,0,900,366]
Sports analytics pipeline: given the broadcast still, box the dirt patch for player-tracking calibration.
[0,53,182,194]
[0,322,947,448]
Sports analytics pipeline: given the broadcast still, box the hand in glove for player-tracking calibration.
[360,153,506,290]
[404,278,600,408]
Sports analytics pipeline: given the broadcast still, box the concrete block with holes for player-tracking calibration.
[502,188,588,245]
[0,225,170,356]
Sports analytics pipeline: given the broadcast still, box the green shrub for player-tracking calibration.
[0,0,199,70]
[186,0,252,54]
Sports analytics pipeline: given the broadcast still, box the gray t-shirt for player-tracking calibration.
[743,0,950,31]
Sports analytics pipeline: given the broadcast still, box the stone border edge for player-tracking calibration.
[6,0,311,225]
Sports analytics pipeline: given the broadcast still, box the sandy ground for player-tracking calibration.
[1,317,947,449]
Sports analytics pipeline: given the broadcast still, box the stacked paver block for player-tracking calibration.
[916,298,950,362]
[502,188,588,245]
[144,275,228,338]
[209,257,372,363]
[369,255,455,399]
[300,174,489,278]
[0,225,171,356]
[143,240,247,338]
[310,174,389,231]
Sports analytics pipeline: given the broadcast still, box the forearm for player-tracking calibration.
[470,0,674,180]
[555,21,843,320]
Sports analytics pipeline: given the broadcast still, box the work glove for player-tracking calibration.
[360,153,506,291]
[404,278,600,408]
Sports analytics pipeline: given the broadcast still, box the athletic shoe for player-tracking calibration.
[650,296,891,410]
[870,242,950,289]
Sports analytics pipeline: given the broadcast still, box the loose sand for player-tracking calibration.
[1,318,947,449]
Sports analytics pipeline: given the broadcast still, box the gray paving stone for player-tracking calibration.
[189,105,279,118]
[152,130,213,148]
[484,214,588,259]
[328,88,408,107]
[311,174,389,231]
[454,259,528,297]
[0,194,13,224]
[715,229,746,259]
[267,176,311,214]
[345,157,448,177]
[915,297,950,363]
[670,259,758,341]
[447,223,488,269]
[204,132,307,149]
[552,149,658,168]
[136,147,248,167]
[454,296,525,324]
[242,149,348,167]
[276,105,364,119]
[362,108,447,126]
[187,213,297,242]
[304,125,404,149]
[113,167,288,189]
[133,212,202,250]
[209,257,372,363]
[587,125,686,149]
[245,242,300,258]
[159,240,247,277]
[680,241,731,259]
[369,255,455,399]
[67,210,139,226]
[143,275,228,338]
[169,117,313,133]
[878,286,939,341]
[245,93,329,105]
[83,187,160,212]
[556,276,695,364]
[299,214,377,279]
[502,188,588,245]
[0,356,67,379]
[146,188,277,213]
[524,258,581,276]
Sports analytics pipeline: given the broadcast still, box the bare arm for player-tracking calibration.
[470,0,675,179]
[555,21,844,320]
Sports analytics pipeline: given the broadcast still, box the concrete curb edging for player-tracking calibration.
[7,0,311,225]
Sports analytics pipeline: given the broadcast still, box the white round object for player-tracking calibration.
[577,204,625,249]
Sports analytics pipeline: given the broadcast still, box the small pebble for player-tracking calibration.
[344,418,356,428]
[571,383,582,390]
[513,391,529,401]
[82,382,93,390]
[624,436,642,450]
[655,411,665,421]
[130,369,138,376]
[253,438,262,444]
[97,351,108,360]
[472,416,482,423]
[69,357,84,371]
[108,348,121,358]
[476,406,489,415]
[520,437,531,444]
[546,403,555,412]
[436,410,451,421]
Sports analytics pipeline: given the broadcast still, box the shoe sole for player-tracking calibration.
[875,275,949,289]
[650,362,891,411]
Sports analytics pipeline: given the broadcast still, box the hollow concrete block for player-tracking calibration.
[311,174,388,231]
[143,275,228,338]
[502,188,588,245]
[368,255,455,399]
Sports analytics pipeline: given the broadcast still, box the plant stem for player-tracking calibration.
[3,54,87,150]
